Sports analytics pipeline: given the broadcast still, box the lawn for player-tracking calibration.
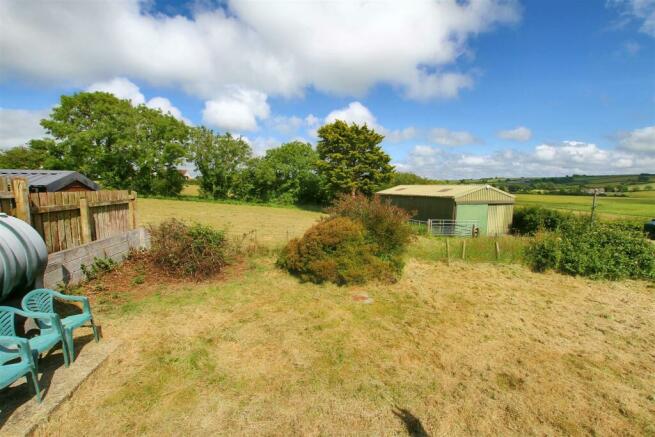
[515,191,655,220]
[35,251,655,435]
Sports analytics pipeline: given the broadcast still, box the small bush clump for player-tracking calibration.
[511,206,576,235]
[149,219,228,279]
[525,220,655,280]
[278,194,413,285]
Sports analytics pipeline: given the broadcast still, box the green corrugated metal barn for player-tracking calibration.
[376,184,515,236]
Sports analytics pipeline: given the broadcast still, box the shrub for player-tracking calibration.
[81,256,118,281]
[326,193,413,255]
[149,219,228,279]
[511,206,576,235]
[278,195,413,285]
[525,221,655,280]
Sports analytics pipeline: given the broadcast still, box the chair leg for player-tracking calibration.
[28,369,42,403]
[65,329,75,362]
[91,319,100,342]
[61,340,70,368]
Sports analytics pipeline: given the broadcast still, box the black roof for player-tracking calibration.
[0,169,99,191]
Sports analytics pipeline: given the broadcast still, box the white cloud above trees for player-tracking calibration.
[0,108,48,149]
[87,77,190,123]
[617,125,655,152]
[397,140,655,179]
[0,0,520,104]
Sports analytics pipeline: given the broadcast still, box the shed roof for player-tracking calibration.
[376,184,515,203]
[0,169,99,191]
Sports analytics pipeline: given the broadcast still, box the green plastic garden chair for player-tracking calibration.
[21,289,99,362]
[0,306,69,368]
[0,336,42,402]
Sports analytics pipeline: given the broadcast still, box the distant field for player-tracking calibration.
[515,192,654,220]
[138,197,322,245]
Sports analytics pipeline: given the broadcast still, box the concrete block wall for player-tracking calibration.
[43,228,150,288]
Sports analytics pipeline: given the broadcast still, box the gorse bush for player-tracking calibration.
[326,193,413,255]
[278,194,413,285]
[149,219,228,278]
[525,221,655,280]
[511,206,576,235]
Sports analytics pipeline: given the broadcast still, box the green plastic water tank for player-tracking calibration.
[0,213,48,301]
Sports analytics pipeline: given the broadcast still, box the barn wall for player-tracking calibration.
[487,204,514,236]
[378,195,455,221]
[457,187,514,204]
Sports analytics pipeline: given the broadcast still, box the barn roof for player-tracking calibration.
[376,184,515,203]
[0,169,99,191]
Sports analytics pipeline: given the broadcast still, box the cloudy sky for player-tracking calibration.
[0,0,654,179]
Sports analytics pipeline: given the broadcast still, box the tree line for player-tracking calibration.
[0,92,428,204]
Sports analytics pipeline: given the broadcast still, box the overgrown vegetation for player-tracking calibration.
[81,256,118,281]
[511,206,573,235]
[278,194,412,284]
[149,219,229,279]
[525,220,655,280]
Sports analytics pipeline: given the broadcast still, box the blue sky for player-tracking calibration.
[0,0,653,179]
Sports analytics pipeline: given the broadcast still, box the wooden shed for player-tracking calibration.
[0,169,98,192]
[376,184,515,236]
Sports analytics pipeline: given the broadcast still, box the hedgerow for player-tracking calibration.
[525,220,655,280]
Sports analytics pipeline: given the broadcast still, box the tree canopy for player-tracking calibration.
[316,120,393,196]
[30,92,190,195]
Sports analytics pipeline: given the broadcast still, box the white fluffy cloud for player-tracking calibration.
[0,108,49,149]
[87,77,189,123]
[428,128,478,146]
[618,125,655,152]
[202,87,270,132]
[610,0,655,36]
[398,140,655,179]
[498,126,532,142]
[325,101,381,130]
[87,77,146,105]
[0,0,520,101]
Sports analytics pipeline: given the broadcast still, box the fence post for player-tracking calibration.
[128,192,138,230]
[427,219,432,236]
[462,239,466,260]
[10,177,31,224]
[495,240,500,261]
[79,197,93,244]
[446,238,450,266]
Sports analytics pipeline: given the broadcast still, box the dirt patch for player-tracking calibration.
[73,250,248,307]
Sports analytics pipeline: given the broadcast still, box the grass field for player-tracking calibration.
[138,198,323,245]
[515,191,655,220]
[35,254,655,435]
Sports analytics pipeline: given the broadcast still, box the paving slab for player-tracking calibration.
[0,335,118,436]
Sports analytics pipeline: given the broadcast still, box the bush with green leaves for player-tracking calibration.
[149,219,228,278]
[278,194,413,285]
[525,221,655,280]
[511,206,576,235]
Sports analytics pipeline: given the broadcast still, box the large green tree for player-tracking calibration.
[31,92,190,195]
[0,145,46,169]
[243,141,323,204]
[316,120,393,197]
[190,127,252,199]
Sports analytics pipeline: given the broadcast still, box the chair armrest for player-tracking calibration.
[0,336,35,365]
[43,289,92,314]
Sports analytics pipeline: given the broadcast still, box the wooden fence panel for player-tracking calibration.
[0,176,137,253]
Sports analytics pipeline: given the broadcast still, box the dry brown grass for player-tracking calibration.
[35,256,654,436]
